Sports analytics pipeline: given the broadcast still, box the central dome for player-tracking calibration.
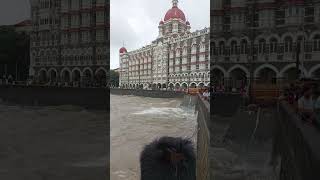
[164,1,186,22]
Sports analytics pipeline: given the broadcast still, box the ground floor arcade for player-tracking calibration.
[31,66,108,87]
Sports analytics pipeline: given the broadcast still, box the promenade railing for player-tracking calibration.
[273,100,320,179]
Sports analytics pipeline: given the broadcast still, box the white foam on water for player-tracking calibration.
[132,107,195,119]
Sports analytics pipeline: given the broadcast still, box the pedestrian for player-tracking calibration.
[314,89,320,128]
[298,86,315,124]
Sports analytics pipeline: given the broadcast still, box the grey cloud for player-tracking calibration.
[0,0,30,25]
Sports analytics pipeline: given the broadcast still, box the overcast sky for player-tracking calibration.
[110,0,210,69]
[0,0,210,69]
[0,0,30,25]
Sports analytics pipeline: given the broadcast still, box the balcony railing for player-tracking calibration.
[212,42,320,62]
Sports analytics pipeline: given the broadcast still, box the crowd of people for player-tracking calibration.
[281,80,320,128]
[200,88,210,102]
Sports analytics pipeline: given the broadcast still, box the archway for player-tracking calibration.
[95,68,107,86]
[229,68,247,89]
[157,83,161,89]
[181,83,188,89]
[72,69,81,82]
[198,83,205,88]
[212,69,224,86]
[151,84,156,89]
[257,68,277,84]
[61,70,71,83]
[162,84,166,89]
[175,83,181,89]
[311,68,320,79]
[49,70,57,82]
[39,69,47,83]
[169,83,174,90]
[282,67,297,82]
[190,82,197,88]
[83,69,93,84]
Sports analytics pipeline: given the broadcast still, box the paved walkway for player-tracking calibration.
[209,108,279,180]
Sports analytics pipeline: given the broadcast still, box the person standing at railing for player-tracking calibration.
[298,86,315,124]
[314,88,320,128]
[202,89,210,101]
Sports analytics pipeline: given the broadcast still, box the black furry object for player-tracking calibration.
[140,136,196,180]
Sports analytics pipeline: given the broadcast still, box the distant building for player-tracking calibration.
[113,68,120,73]
[29,0,109,86]
[119,0,210,89]
[212,0,320,88]
[14,20,32,34]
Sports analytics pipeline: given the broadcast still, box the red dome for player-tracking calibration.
[164,6,186,22]
[159,20,164,25]
[119,47,127,53]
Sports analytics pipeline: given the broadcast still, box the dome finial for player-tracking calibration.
[172,0,178,7]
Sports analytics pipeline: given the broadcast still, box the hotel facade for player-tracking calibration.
[211,0,320,88]
[119,0,210,89]
[29,0,109,85]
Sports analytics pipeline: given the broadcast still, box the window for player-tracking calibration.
[240,40,248,54]
[258,39,266,54]
[230,41,237,55]
[284,37,293,52]
[313,35,320,51]
[270,38,278,53]
[219,41,225,55]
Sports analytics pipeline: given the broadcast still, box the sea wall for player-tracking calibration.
[273,101,320,179]
[110,88,185,98]
[0,85,108,110]
[195,95,210,180]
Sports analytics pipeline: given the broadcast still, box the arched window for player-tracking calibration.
[219,41,225,55]
[270,38,278,53]
[230,41,237,55]
[211,42,216,56]
[258,39,266,54]
[240,39,248,54]
[284,36,293,52]
[313,35,320,51]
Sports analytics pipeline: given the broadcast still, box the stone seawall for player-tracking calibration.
[110,88,185,98]
[195,95,210,180]
[0,85,109,110]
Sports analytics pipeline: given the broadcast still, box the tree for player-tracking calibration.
[0,26,30,81]
[110,70,119,87]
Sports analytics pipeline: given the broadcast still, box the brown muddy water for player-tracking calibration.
[110,94,197,180]
[0,103,107,180]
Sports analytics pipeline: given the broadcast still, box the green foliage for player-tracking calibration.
[0,26,30,80]
[110,69,119,87]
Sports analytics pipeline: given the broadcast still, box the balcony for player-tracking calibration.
[213,42,320,63]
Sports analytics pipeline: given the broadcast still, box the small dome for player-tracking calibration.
[159,20,164,25]
[119,47,127,54]
[164,6,186,22]
[186,21,190,25]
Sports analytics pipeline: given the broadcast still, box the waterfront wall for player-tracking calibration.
[110,88,185,98]
[0,85,108,110]
[195,95,210,180]
[273,101,320,179]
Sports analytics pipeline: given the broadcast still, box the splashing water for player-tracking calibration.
[110,95,197,180]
